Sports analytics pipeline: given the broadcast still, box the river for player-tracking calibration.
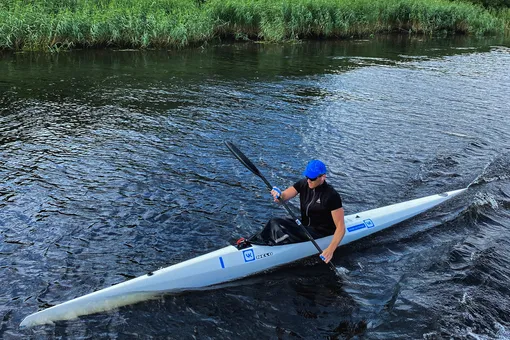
[1,36,509,339]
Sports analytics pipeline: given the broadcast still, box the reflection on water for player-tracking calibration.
[1,35,509,338]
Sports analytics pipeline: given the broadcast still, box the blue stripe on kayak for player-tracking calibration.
[347,223,366,233]
[219,257,225,268]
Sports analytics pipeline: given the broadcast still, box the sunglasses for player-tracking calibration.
[306,175,322,181]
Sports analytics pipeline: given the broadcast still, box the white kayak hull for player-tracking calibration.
[20,188,466,328]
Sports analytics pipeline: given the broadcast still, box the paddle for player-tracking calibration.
[224,140,340,275]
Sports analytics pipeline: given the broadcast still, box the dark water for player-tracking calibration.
[1,36,509,339]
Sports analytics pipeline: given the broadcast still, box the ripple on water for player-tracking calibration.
[1,41,509,339]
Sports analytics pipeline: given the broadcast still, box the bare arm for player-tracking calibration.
[320,207,345,263]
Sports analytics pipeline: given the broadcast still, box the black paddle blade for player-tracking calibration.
[224,141,272,189]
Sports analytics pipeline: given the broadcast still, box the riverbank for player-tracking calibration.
[0,0,509,51]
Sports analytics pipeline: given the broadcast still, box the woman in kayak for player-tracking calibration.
[247,160,345,264]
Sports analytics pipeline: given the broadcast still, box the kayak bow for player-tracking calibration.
[20,188,466,328]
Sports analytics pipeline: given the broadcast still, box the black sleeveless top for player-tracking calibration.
[293,178,343,234]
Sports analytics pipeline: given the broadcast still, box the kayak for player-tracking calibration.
[20,188,466,328]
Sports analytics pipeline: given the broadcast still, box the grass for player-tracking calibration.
[0,0,508,51]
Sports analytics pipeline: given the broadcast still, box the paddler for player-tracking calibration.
[245,160,345,264]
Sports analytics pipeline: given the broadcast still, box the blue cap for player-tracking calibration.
[303,160,327,178]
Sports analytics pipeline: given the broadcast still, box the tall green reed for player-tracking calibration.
[0,0,507,51]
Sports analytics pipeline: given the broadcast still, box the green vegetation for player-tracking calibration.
[0,0,508,51]
[464,0,509,10]
[0,0,212,51]
[497,7,510,30]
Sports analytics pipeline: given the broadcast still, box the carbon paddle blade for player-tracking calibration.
[224,140,272,189]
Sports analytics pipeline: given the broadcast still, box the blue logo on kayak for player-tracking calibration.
[347,223,366,232]
[243,249,255,262]
[364,219,375,228]
[347,219,375,232]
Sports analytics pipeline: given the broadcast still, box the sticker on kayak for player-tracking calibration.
[256,252,273,259]
[243,249,255,262]
[347,219,375,232]
[364,219,375,228]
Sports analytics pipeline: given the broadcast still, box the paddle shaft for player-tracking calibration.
[224,141,339,274]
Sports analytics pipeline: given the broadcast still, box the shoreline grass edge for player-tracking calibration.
[0,0,508,51]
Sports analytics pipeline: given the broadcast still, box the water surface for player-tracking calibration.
[1,36,510,339]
